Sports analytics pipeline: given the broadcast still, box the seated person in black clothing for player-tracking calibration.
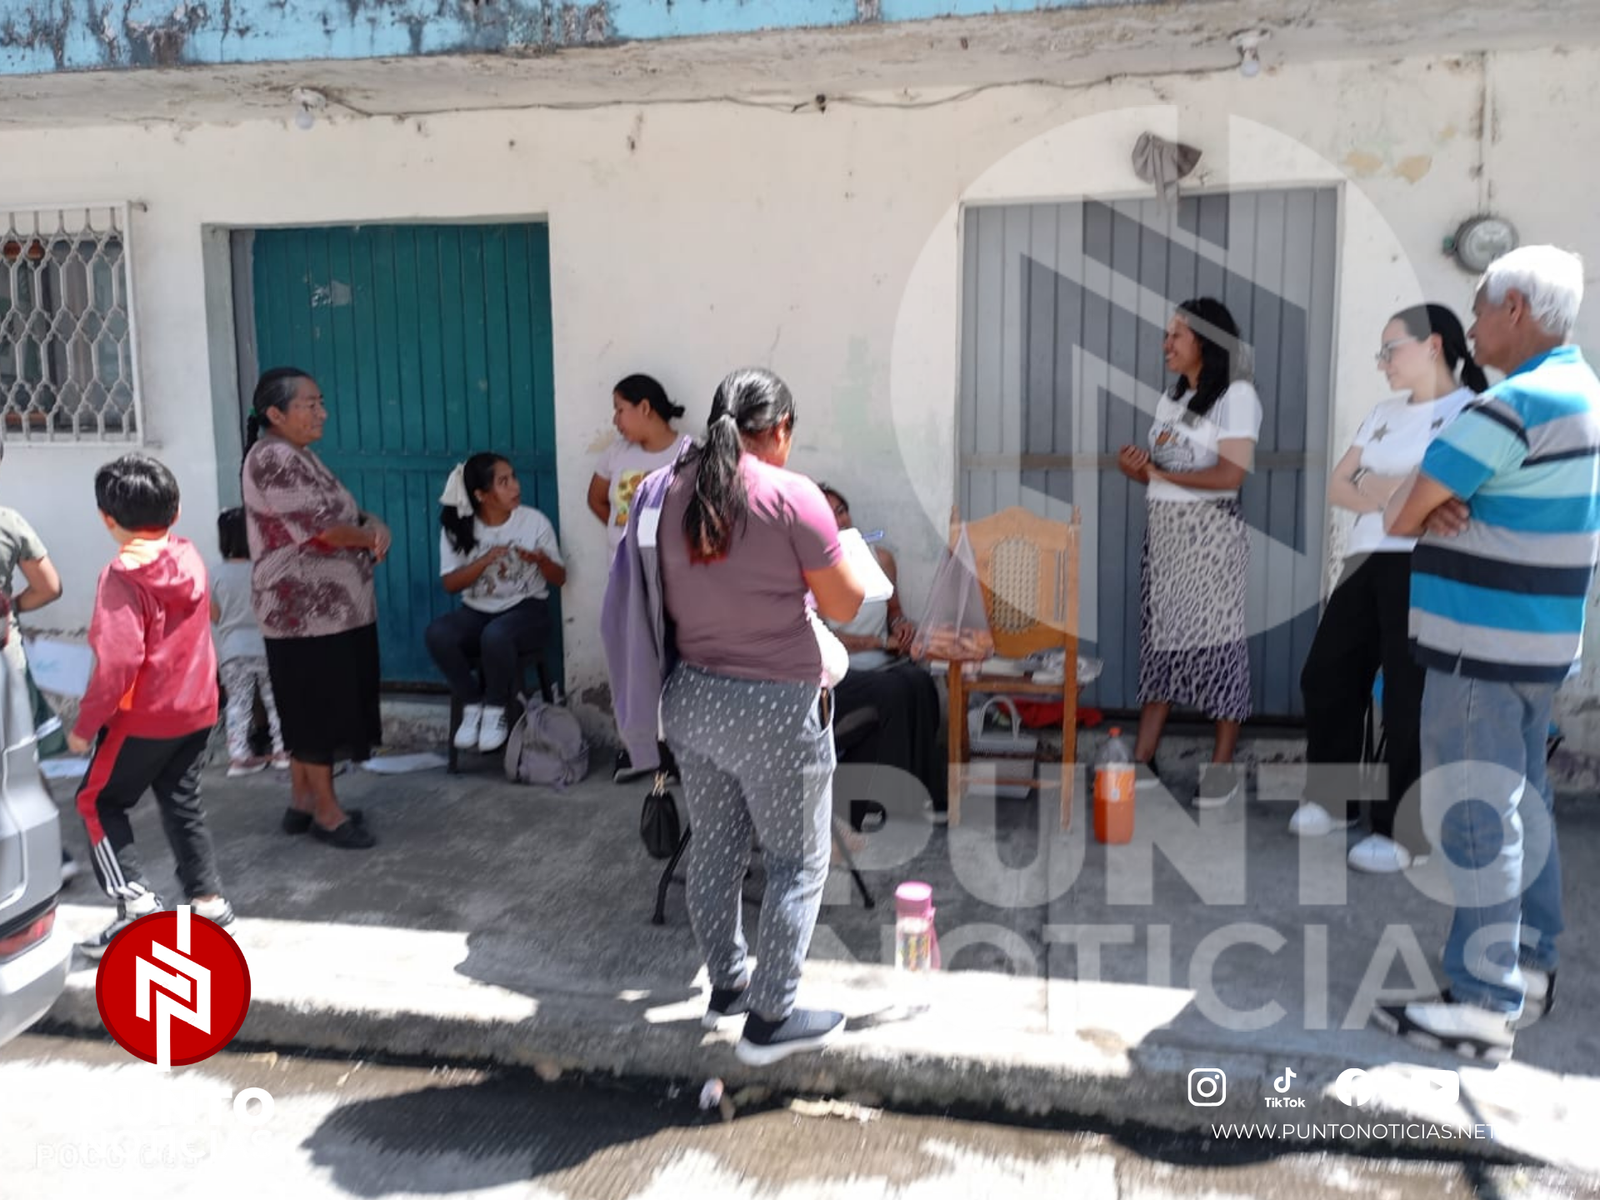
[817,485,948,825]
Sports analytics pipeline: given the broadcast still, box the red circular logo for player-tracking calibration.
[95,908,252,1067]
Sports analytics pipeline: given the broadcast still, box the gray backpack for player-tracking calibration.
[503,696,590,788]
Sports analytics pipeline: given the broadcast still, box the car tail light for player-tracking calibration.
[0,905,56,962]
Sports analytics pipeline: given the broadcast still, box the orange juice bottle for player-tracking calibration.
[1094,727,1136,844]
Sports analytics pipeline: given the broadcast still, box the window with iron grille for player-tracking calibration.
[0,204,141,442]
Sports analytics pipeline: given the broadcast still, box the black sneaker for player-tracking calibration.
[735,1007,846,1066]
[702,982,751,1030]
[1133,760,1165,793]
[1516,967,1556,1029]
[81,894,163,960]
[614,749,650,785]
[1195,764,1241,809]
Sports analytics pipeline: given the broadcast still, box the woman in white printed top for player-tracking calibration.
[588,372,693,783]
[1118,298,1262,809]
[1292,305,1486,874]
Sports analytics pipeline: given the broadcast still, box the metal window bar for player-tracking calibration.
[0,203,142,443]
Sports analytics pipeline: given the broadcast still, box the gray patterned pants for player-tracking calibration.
[661,664,835,1022]
[220,655,284,761]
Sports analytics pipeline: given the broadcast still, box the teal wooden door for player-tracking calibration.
[247,223,561,686]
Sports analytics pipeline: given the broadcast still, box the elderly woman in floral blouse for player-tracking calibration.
[242,367,387,850]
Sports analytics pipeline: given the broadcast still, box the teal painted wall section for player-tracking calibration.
[0,0,1143,75]
[250,223,563,688]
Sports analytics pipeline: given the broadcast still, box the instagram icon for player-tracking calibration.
[1188,1068,1227,1107]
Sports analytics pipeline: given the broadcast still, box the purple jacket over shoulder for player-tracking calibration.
[600,458,681,773]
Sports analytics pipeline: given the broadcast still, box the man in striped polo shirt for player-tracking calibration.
[1377,245,1598,1062]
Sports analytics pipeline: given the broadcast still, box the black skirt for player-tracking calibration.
[264,624,382,765]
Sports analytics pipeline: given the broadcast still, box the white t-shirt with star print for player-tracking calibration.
[1346,386,1476,555]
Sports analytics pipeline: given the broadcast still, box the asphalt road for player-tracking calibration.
[1,1034,1593,1200]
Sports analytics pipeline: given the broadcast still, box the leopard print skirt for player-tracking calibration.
[1137,498,1252,722]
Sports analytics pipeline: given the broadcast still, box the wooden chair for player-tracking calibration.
[943,506,1081,830]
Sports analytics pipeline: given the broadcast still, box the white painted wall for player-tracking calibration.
[2,46,1598,741]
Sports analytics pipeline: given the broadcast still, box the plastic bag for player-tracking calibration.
[910,524,995,673]
[808,607,851,687]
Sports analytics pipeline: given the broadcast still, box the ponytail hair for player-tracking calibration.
[1390,303,1490,394]
[682,367,795,563]
[440,452,507,556]
[217,507,251,560]
[246,366,313,453]
[614,373,686,425]
[1169,298,1245,418]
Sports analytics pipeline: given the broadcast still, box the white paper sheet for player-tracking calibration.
[26,638,94,698]
[358,752,449,775]
[39,756,90,780]
[837,528,895,604]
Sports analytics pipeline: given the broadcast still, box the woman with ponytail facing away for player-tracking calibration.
[1291,305,1487,873]
[619,367,865,1066]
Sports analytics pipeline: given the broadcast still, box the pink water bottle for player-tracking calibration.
[894,882,940,974]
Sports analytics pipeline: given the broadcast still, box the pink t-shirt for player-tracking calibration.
[658,455,842,684]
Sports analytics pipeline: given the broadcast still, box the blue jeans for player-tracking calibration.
[1420,668,1563,1015]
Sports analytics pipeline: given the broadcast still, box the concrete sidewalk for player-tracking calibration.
[40,736,1600,1177]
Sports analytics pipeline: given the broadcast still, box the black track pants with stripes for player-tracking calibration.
[75,726,221,903]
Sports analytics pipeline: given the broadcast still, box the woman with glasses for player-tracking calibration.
[1291,305,1487,873]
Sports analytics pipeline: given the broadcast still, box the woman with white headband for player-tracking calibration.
[425,453,566,754]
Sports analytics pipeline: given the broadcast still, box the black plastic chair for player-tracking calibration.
[651,705,882,925]
[447,651,554,773]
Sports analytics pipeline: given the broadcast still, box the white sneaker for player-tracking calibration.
[1372,998,1515,1063]
[1288,803,1353,837]
[454,704,484,751]
[477,706,510,753]
[1348,833,1427,874]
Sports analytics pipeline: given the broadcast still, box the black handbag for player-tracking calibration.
[640,775,682,860]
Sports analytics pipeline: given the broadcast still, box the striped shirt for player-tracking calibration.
[1411,345,1600,682]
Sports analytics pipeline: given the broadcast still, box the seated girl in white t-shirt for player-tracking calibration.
[425,453,567,756]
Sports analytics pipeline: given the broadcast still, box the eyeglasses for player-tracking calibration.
[1375,337,1421,365]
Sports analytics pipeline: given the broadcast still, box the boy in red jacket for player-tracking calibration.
[67,454,233,957]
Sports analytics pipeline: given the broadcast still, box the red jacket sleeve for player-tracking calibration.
[72,570,149,740]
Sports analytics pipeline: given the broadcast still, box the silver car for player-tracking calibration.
[0,633,71,1047]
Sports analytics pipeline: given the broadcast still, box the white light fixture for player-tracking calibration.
[1231,28,1270,78]
[291,88,327,131]
[1449,215,1519,273]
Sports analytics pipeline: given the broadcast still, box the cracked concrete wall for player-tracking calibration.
[0,0,614,72]
[0,0,1149,73]
[0,46,1597,745]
